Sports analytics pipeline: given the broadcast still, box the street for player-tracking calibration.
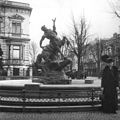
[0,110,120,120]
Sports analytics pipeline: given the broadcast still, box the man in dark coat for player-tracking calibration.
[101,54,119,113]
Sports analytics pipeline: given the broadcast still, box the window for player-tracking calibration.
[13,46,20,59]
[12,22,21,36]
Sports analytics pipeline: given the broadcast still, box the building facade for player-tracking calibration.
[0,0,32,76]
[85,33,120,76]
[105,33,120,68]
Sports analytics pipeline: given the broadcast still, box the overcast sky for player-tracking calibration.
[11,0,120,45]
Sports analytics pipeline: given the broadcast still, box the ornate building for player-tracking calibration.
[0,0,32,76]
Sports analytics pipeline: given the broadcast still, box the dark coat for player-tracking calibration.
[101,65,119,113]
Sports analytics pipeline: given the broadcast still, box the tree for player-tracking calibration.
[29,41,40,76]
[88,38,104,76]
[109,0,120,19]
[29,41,39,64]
[66,15,90,77]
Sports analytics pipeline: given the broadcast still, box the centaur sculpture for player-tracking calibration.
[34,18,71,84]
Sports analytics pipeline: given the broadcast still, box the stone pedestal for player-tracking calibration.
[33,71,71,84]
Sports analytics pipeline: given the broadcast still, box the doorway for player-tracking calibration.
[13,68,19,76]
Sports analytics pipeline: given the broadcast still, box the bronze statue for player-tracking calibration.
[39,25,66,63]
[52,18,57,34]
[36,25,70,71]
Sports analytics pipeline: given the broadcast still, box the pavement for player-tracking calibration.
[0,110,120,120]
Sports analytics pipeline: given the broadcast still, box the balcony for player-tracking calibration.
[3,59,26,66]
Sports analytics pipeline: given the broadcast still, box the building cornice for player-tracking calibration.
[0,36,30,42]
[0,1,32,12]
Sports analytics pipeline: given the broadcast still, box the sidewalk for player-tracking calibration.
[0,110,120,120]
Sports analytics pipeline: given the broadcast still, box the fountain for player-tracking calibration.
[33,19,72,84]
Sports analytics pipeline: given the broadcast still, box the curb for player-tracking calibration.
[0,105,101,113]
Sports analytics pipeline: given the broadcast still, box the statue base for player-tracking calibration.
[32,71,71,84]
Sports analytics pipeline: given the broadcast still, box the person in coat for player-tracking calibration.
[101,54,119,114]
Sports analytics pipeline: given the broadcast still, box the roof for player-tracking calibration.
[0,0,32,11]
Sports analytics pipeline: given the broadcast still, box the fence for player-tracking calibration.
[0,84,120,112]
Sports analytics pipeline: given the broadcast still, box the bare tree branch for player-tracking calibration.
[108,0,120,19]
[29,41,39,64]
[67,15,90,73]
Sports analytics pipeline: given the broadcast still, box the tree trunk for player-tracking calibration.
[77,55,83,79]
[97,60,101,77]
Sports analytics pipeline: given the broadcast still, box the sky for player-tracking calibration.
[10,0,120,45]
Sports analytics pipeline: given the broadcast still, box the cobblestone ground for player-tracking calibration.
[0,110,120,120]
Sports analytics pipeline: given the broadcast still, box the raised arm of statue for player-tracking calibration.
[40,35,45,49]
[52,18,57,34]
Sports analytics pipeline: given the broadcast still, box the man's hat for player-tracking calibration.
[101,54,114,63]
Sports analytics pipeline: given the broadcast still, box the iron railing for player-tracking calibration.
[0,85,120,109]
